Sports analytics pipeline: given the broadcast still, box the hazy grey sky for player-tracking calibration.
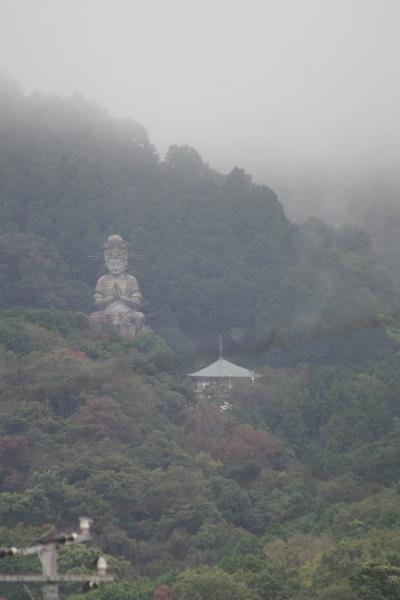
[1,0,400,219]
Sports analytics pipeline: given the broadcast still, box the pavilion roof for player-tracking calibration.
[188,356,254,379]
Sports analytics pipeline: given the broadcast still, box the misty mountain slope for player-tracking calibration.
[0,78,396,366]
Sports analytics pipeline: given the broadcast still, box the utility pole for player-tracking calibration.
[0,518,113,600]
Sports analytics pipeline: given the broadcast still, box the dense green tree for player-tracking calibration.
[172,566,254,600]
[351,562,400,600]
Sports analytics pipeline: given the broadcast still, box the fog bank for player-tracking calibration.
[1,0,399,222]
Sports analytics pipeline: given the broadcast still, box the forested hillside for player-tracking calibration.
[0,76,397,367]
[0,312,399,599]
[1,78,400,600]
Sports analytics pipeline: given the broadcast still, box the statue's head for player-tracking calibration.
[104,235,128,275]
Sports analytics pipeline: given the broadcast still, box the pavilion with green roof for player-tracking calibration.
[187,337,256,393]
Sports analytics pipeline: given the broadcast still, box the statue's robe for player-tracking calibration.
[91,273,143,337]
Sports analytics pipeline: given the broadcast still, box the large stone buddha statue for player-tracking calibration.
[90,235,144,338]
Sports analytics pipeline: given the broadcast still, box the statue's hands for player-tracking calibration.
[113,283,122,299]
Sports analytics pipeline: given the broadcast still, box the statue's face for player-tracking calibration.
[106,257,126,275]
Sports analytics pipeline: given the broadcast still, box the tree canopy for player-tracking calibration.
[1,80,400,600]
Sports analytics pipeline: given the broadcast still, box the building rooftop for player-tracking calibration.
[188,356,254,379]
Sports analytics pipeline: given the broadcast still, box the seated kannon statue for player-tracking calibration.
[90,234,144,338]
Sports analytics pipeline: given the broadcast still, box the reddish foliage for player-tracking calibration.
[0,435,29,489]
[218,424,280,465]
[2,469,24,491]
[66,348,88,359]
[153,585,172,600]
[73,396,121,438]
[0,435,28,470]
[186,405,280,467]
[186,404,233,454]
[350,483,383,502]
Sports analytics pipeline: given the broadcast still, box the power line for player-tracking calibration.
[0,518,113,600]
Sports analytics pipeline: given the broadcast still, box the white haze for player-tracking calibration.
[1,0,399,223]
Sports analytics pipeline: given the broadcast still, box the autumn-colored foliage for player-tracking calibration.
[153,585,173,600]
[73,396,124,439]
[219,424,280,465]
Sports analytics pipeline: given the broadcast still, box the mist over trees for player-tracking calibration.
[0,78,397,367]
[1,79,400,600]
